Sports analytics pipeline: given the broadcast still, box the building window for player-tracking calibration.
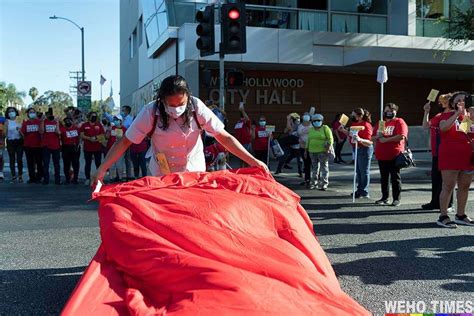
[416,0,449,19]
[138,16,143,46]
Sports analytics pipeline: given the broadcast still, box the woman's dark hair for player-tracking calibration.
[449,91,469,109]
[385,103,399,112]
[87,111,98,120]
[353,108,372,123]
[155,75,193,130]
[5,106,19,117]
[333,113,342,123]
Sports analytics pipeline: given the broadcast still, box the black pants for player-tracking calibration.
[254,150,268,165]
[131,151,147,178]
[42,147,60,184]
[283,148,303,173]
[378,159,402,201]
[6,139,23,178]
[300,148,311,182]
[25,147,43,182]
[62,145,80,183]
[335,139,346,162]
[431,156,453,208]
[84,150,102,180]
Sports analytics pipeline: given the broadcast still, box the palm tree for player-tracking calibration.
[0,82,26,111]
[29,87,39,102]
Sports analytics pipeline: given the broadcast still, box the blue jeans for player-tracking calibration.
[356,145,373,196]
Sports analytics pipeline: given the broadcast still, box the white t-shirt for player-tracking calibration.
[7,120,22,140]
[297,124,311,148]
[125,96,225,176]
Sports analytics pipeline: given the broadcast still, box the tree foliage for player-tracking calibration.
[0,82,26,112]
[29,87,39,102]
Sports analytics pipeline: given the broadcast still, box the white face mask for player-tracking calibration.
[302,115,310,122]
[166,104,187,119]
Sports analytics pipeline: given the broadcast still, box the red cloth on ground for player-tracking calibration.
[62,168,370,316]
[438,112,471,170]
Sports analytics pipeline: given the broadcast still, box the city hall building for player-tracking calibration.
[120,0,473,135]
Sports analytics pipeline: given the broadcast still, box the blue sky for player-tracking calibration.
[0,0,120,107]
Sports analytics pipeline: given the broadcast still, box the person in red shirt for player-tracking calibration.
[60,117,81,184]
[20,108,43,183]
[421,93,454,211]
[372,103,408,207]
[331,113,348,164]
[437,91,474,228]
[80,111,105,185]
[252,116,269,165]
[234,104,252,167]
[40,110,61,185]
[340,108,374,198]
[130,138,148,178]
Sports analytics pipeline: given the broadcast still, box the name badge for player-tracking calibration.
[234,122,244,129]
[27,124,39,133]
[66,130,78,138]
[45,125,56,133]
[258,130,268,138]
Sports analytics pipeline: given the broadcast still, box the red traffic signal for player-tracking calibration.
[228,9,240,20]
[226,71,244,87]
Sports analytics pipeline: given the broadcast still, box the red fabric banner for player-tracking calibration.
[62,168,369,315]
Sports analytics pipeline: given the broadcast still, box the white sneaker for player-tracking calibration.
[84,179,90,186]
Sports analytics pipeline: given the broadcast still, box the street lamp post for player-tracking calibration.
[49,15,85,82]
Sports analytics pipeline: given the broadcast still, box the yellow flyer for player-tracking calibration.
[339,114,349,126]
[155,153,171,175]
[427,89,439,102]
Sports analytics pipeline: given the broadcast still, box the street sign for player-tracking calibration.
[77,81,92,96]
[77,95,91,112]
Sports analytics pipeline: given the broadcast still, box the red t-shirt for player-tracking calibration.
[332,121,347,140]
[42,120,61,150]
[60,125,80,146]
[429,113,442,157]
[374,118,408,161]
[106,126,126,151]
[130,139,148,154]
[438,112,472,170]
[234,118,252,145]
[80,122,105,152]
[21,119,42,148]
[348,121,372,147]
[253,126,269,151]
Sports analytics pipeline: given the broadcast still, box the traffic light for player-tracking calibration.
[221,3,247,54]
[196,6,215,57]
[226,71,244,87]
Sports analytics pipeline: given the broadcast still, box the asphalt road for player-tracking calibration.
[1,153,473,315]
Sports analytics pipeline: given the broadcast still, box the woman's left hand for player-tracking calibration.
[249,158,270,173]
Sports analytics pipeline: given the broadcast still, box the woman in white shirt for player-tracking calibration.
[92,75,268,186]
[4,107,24,183]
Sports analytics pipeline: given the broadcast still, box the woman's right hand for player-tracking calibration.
[91,167,107,189]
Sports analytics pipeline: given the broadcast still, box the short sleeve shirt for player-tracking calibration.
[125,97,225,176]
[374,118,408,161]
